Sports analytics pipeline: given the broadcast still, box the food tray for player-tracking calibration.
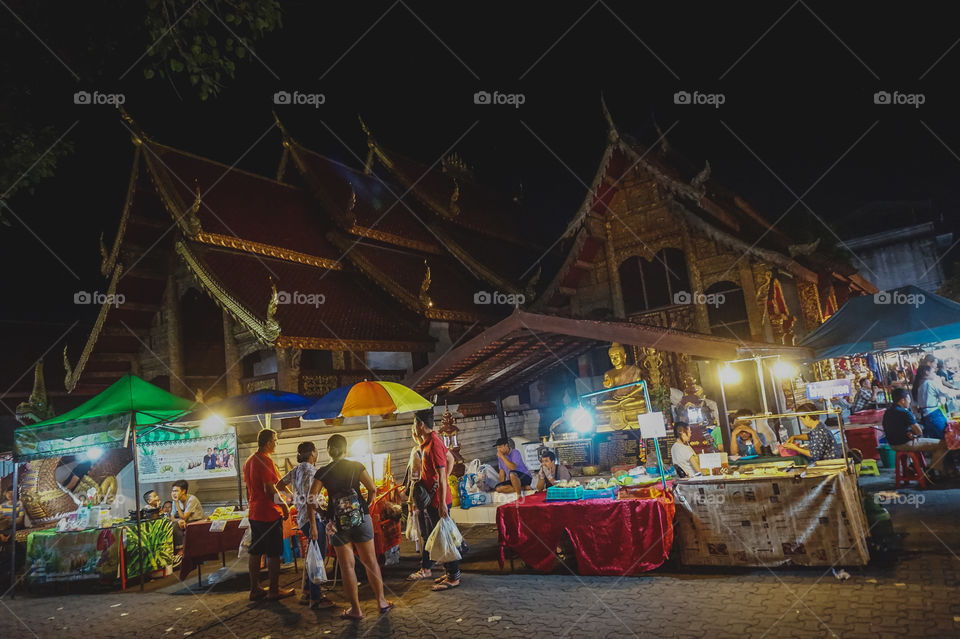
[581,487,618,500]
[546,485,584,501]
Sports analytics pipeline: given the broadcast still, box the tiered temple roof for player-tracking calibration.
[63,114,540,393]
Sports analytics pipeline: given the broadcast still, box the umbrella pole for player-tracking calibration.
[367,415,374,473]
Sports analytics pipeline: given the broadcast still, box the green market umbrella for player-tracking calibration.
[14,374,198,460]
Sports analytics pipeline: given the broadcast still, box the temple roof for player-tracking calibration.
[142,141,344,269]
[281,130,535,316]
[328,232,504,323]
[177,241,435,351]
[368,142,535,248]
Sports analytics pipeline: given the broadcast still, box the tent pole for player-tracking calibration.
[717,363,731,454]
[131,413,145,591]
[9,459,18,597]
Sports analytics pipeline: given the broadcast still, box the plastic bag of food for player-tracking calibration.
[237,527,252,560]
[305,539,328,584]
[424,516,463,564]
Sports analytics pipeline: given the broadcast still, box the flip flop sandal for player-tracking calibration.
[379,603,395,614]
[339,610,363,621]
[431,581,460,592]
[433,575,449,584]
[406,570,431,581]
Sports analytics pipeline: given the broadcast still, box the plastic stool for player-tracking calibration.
[858,459,880,476]
[894,451,928,489]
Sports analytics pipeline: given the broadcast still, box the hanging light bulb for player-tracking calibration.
[772,360,797,378]
[720,364,740,384]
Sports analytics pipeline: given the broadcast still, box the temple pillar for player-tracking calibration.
[679,225,710,333]
[604,220,626,319]
[738,262,764,341]
[222,311,242,397]
[276,346,302,392]
[164,275,187,397]
[797,279,824,331]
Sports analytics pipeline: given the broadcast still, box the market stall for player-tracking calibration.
[673,462,869,567]
[497,488,674,575]
[26,517,174,587]
[10,374,197,591]
[178,514,294,584]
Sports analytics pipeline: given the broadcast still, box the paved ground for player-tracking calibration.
[3,468,960,638]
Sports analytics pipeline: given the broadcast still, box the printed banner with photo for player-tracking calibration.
[137,431,238,483]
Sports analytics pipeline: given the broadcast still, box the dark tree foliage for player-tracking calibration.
[0,0,282,224]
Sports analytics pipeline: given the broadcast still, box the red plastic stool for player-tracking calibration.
[895,451,929,489]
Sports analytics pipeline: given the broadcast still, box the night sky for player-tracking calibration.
[3,1,960,389]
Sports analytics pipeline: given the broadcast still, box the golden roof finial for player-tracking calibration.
[273,110,290,140]
[448,178,461,217]
[118,106,144,146]
[419,259,434,310]
[265,278,281,342]
[183,181,203,237]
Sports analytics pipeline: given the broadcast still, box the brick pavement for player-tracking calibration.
[4,472,960,639]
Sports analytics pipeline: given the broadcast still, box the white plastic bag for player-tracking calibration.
[424,517,463,564]
[405,510,420,542]
[464,458,481,476]
[478,464,501,492]
[305,540,327,584]
[237,527,252,560]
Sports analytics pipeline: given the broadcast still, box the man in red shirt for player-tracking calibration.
[243,428,294,601]
[405,409,460,591]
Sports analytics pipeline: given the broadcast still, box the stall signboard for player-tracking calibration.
[137,431,238,483]
[553,438,593,467]
[595,431,643,469]
[521,442,545,472]
[805,379,851,400]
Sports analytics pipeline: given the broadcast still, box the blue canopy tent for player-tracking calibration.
[177,389,316,424]
[798,285,960,360]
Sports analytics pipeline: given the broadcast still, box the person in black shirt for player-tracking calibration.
[307,434,392,621]
[882,388,950,480]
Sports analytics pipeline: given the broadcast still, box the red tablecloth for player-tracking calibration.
[496,492,675,576]
[849,409,885,424]
[179,517,294,581]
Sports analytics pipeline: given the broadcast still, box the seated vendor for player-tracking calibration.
[731,421,767,457]
[535,450,572,491]
[782,402,843,462]
[494,437,532,497]
[171,480,205,551]
[143,490,162,510]
[670,422,701,478]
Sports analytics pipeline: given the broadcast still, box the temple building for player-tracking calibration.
[54,108,874,414]
[61,113,537,404]
[532,112,876,393]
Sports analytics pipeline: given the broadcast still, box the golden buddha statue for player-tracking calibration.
[596,342,647,430]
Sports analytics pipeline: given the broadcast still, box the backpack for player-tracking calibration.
[328,462,364,530]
